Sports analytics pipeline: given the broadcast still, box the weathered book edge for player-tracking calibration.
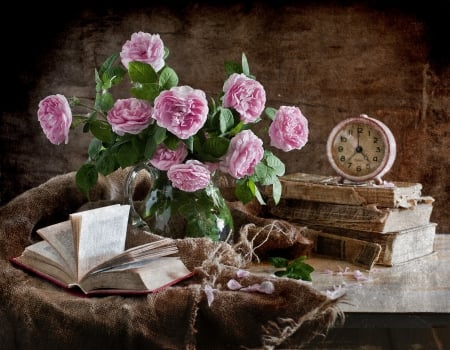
[302,228,382,270]
[269,199,434,233]
[265,172,423,208]
[302,223,437,266]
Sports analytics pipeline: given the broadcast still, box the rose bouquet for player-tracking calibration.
[37,32,309,237]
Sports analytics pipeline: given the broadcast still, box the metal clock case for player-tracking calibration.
[326,114,397,184]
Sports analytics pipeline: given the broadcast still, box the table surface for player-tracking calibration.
[252,233,450,314]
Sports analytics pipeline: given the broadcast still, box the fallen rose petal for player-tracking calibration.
[236,269,250,278]
[227,279,243,290]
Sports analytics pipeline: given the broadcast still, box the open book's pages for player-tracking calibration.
[10,204,193,295]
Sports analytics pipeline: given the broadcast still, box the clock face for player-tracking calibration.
[326,115,396,183]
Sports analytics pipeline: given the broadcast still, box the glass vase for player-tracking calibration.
[124,162,234,242]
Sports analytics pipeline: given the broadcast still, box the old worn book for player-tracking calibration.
[303,223,437,266]
[265,172,423,208]
[11,204,193,295]
[268,198,434,233]
[302,228,382,269]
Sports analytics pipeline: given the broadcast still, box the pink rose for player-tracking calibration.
[149,142,188,171]
[167,160,211,192]
[268,106,309,152]
[37,94,72,145]
[220,130,264,179]
[120,32,165,72]
[153,86,208,139]
[107,98,153,136]
[222,73,266,123]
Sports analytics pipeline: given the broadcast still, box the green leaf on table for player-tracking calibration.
[270,256,314,282]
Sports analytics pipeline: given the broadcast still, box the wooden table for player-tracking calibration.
[252,234,450,349]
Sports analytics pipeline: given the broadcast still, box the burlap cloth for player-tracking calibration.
[0,169,343,350]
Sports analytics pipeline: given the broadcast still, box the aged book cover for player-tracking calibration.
[302,228,382,269]
[10,204,193,295]
[268,198,434,233]
[304,223,437,266]
[265,172,424,208]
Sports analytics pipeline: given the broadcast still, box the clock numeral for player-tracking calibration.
[340,156,346,162]
[373,137,378,143]
[357,127,363,134]
[373,156,378,162]
[338,146,344,152]
[347,129,353,136]
[356,166,362,172]
[340,136,347,142]
[376,147,381,152]
[347,162,352,168]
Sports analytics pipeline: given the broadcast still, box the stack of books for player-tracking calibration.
[266,173,436,269]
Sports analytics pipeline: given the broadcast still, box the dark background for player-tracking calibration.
[1,0,449,230]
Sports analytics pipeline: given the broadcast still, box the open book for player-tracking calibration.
[10,204,193,295]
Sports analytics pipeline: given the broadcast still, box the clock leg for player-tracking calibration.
[374,176,383,185]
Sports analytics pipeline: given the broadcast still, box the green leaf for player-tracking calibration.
[95,91,114,112]
[241,53,250,76]
[202,136,230,158]
[265,107,277,121]
[102,66,126,88]
[152,125,167,145]
[89,120,114,143]
[159,66,179,89]
[271,256,314,281]
[128,61,158,84]
[224,60,242,76]
[163,47,170,59]
[269,257,289,268]
[98,53,120,77]
[96,150,118,175]
[219,108,235,134]
[271,176,282,205]
[71,115,88,129]
[265,151,285,176]
[235,178,256,204]
[87,138,103,160]
[131,83,160,101]
[76,164,98,195]
[116,142,141,167]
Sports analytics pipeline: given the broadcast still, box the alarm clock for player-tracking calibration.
[326,114,396,184]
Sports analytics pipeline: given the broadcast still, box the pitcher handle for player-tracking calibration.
[124,162,156,229]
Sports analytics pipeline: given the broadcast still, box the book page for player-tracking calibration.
[86,238,178,274]
[37,220,76,278]
[15,240,74,284]
[79,256,192,293]
[70,204,130,281]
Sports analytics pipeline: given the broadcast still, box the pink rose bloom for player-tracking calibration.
[149,142,188,171]
[153,86,208,139]
[37,94,72,145]
[107,98,153,136]
[268,106,309,152]
[220,130,264,179]
[167,160,211,192]
[222,73,266,123]
[120,32,165,72]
